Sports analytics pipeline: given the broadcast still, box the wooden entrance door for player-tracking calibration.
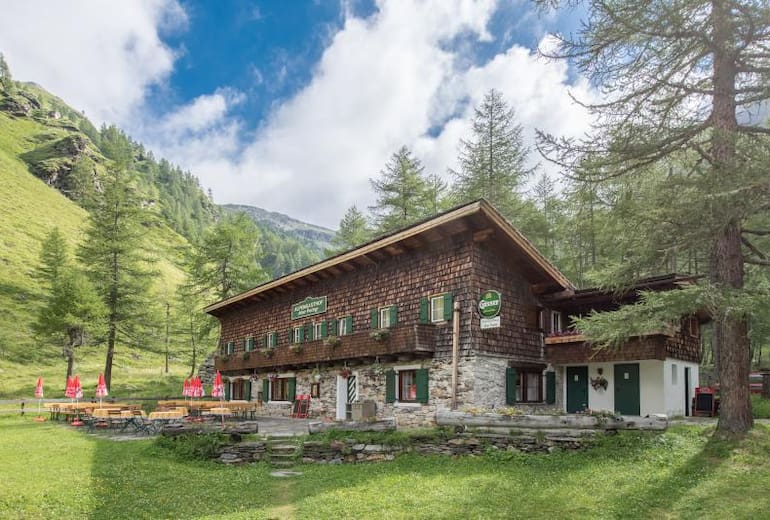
[566,366,588,413]
[614,363,640,415]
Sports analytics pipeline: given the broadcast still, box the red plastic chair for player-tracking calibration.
[292,394,311,418]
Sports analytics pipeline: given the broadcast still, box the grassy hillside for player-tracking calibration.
[0,110,194,397]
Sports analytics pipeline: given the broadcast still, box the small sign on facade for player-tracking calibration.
[478,290,502,318]
[291,296,327,320]
[480,316,501,330]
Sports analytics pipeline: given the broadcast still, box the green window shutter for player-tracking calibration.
[249,338,255,351]
[262,335,268,348]
[370,308,379,329]
[271,333,278,348]
[546,372,556,405]
[416,368,429,403]
[346,315,354,333]
[443,293,454,321]
[299,326,305,342]
[245,380,252,402]
[321,320,328,338]
[328,319,337,336]
[389,306,398,327]
[288,328,293,344]
[224,381,230,401]
[419,297,429,324]
[385,369,396,403]
[506,368,518,405]
[288,377,296,402]
[305,324,313,342]
[263,379,270,402]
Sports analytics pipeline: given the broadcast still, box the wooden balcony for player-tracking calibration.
[215,323,437,373]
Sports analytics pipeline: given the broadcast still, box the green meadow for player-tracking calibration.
[2,416,769,519]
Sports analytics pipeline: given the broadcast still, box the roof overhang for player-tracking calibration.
[204,200,574,317]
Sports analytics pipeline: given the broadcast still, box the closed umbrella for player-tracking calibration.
[71,375,84,426]
[95,373,108,408]
[211,371,226,428]
[34,377,45,422]
[64,376,75,399]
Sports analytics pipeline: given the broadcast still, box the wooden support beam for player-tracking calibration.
[473,228,495,242]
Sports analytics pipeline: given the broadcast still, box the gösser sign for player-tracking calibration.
[292,296,327,320]
[478,290,502,318]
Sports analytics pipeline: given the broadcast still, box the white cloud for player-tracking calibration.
[0,0,185,125]
[164,0,595,228]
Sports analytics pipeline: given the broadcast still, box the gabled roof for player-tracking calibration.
[204,199,574,316]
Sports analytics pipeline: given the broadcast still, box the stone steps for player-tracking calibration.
[264,437,300,468]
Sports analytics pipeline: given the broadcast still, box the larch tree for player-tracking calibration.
[369,146,431,234]
[538,0,770,435]
[78,135,155,391]
[450,89,534,220]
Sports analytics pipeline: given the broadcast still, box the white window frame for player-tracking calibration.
[393,364,422,407]
[292,326,302,344]
[430,294,446,323]
[267,331,277,347]
[379,306,393,328]
[313,322,322,340]
[337,317,348,336]
[245,337,254,352]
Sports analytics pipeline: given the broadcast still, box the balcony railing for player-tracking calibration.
[544,331,586,345]
[215,323,437,372]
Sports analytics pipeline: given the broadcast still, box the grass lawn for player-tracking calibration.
[2,417,770,519]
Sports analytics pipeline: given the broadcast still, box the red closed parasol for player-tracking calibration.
[34,377,45,422]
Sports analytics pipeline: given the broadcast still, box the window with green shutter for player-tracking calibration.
[263,379,270,402]
[226,341,234,355]
[270,332,278,347]
[506,367,518,405]
[224,380,230,400]
[320,320,327,338]
[377,305,397,328]
[370,308,379,329]
[428,293,453,323]
[385,369,396,403]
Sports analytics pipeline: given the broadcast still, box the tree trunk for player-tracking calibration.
[105,319,116,391]
[710,0,752,435]
[713,222,753,434]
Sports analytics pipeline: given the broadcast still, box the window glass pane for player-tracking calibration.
[293,328,301,343]
[526,373,540,402]
[431,296,444,322]
[337,318,347,335]
[313,323,322,339]
[399,370,416,401]
[380,307,390,328]
[271,378,289,401]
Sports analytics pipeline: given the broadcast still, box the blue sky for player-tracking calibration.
[0,0,593,228]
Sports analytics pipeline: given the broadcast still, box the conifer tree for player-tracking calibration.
[327,205,372,255]
[34,228,103,383]
[78,163,155,391]
[539,0,770,434]
[187,212,267,301]
[451,89,534,219]
[370,146,431,233]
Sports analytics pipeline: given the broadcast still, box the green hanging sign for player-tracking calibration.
[478,290,502,318]
[292,296,327,320]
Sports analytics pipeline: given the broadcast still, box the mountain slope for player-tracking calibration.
[221,203,336,278]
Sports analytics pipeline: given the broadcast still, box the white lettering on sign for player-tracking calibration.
[480,316,501,329]
[478,299,500,309]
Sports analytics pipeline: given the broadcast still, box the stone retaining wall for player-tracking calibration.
[214,431,594,465]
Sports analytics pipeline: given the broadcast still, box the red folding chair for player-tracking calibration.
[292,394,311,418]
